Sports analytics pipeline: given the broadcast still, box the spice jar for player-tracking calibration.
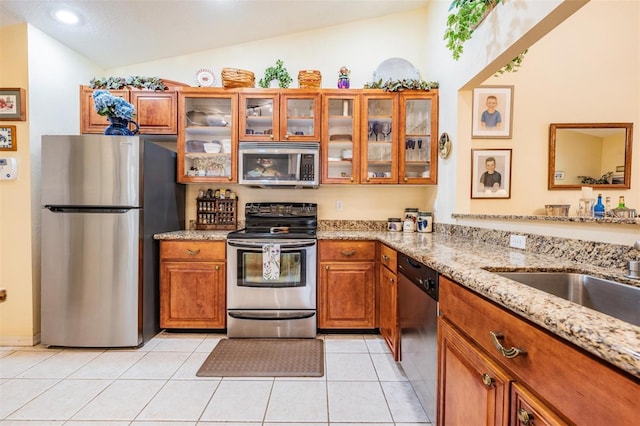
[417,211,433,233]
[387,218,402,232]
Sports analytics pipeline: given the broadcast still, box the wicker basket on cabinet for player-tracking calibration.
[298,70,321,89]
[221,68,255,88]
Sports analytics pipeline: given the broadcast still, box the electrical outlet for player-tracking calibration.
[336,200,343,211]
[510,234,527,250]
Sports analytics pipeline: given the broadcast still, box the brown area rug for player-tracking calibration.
[196,338,324,377]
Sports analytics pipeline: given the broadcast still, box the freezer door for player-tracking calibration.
[41,135,141,207]
[41,208,141,347]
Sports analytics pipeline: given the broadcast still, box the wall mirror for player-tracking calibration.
[549,123,633,189]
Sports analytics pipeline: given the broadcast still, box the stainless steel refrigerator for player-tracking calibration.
[40,135,184,347]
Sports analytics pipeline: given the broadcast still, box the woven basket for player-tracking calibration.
[298,70,321,89]
[221,68,255,88]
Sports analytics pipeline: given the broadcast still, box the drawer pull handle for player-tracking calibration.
[341,249,356,257]
[517,408,532,425]
[382,254,389,262]
[489,331,527,359]
[185,249,201,256]
[481,373,494,387]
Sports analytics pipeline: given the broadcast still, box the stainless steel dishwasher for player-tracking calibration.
[397,253,439,423]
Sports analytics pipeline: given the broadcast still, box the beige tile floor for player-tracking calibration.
[0,333,431,425]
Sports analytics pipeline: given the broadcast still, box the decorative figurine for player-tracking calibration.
[337,66,350,89]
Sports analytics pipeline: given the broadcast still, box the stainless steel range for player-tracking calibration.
[226,202,318,338]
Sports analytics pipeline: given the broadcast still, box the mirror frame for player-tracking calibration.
[548,122,633,190]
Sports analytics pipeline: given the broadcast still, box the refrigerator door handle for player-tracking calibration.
[45,206,133,214]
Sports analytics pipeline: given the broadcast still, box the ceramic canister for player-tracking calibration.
[417,211,433,233]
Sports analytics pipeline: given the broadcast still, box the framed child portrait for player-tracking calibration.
[472,86,513,138]
[471,149,512,199]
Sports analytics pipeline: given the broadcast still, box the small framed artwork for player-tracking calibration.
[0,88,26,121]
[554,171,565,180]
[0,125,16,151]
[471,149,512,199]
[472,85,513,138]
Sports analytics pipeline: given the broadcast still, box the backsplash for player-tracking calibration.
[436,223,639,270]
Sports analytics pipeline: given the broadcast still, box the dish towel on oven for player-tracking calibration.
[262,243,281,280]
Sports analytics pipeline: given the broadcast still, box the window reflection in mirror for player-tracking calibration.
[549,123,632,189]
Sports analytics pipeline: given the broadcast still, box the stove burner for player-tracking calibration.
[230,202,318,240]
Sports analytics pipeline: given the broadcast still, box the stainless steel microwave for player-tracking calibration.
[238,142,320,188]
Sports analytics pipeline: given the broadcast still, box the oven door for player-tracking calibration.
[227,239,317,310]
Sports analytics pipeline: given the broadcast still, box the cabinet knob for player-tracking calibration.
[350,177,354,182]
[185,249,200,256]
[227,176,232,181]
[285,134,290,139]
[382,254,389,262]
[489,331,527,359]
[403,177,408,182]
[388,277,395,284]
[517,408,532,425]
[325,265,330,270]
[366,177,371,182]
[215,265,220,270]
[481,373,494,387]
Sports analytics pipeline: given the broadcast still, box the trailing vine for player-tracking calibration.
[258,59,292,88]
[444,0,527,74]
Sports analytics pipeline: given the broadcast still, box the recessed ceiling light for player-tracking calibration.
[51,8,81,25]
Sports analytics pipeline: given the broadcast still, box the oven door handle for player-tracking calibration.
[228,311,316,320]
[227,240,317,249]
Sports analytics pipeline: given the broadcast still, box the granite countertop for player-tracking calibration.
[155,229,640,379]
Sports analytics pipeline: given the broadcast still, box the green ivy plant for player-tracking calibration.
[258,59,292,88]
[363,79,439,92]
[444,0,526,74]
[89,76,167,90]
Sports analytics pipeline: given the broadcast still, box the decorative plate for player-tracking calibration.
[195,68,216,87]
[373,58,420,83]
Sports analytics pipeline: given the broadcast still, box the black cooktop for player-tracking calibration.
[228,202,318,239]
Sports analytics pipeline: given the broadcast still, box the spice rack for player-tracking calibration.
[195,192,237,230]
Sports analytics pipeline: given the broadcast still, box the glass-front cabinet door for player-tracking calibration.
[361,91,398,183]
[239,90,279,141]
[178,89,237,183]
[399,90,438,184]
[280,91,321,141]
[322,91,360,183]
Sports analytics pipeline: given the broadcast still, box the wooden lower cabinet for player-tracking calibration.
[438,276,639,425]
[318,240,376,329]
[378,244,399,360]
[159,240,226,329]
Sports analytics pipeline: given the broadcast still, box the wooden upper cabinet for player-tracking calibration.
[80,80,187,135]
[238,89,320,141]
[129,90,178,134]
[321,90,361,184]
[360,90,398,184]
[80,87,129,134]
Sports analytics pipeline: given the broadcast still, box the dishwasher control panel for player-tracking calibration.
[397,253,439,301]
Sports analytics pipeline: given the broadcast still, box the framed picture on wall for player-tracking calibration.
[0,88,26,121]
[471,149,512,199]
[471,86,513,138]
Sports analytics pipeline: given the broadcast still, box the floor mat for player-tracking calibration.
[196,338,324,377]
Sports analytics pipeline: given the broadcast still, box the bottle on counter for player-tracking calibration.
[593,193,605,218]
[618,196,626,208]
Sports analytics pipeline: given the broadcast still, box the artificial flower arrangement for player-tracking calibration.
[92,89,135,120]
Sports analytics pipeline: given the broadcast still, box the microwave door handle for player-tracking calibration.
[296,153,301,180]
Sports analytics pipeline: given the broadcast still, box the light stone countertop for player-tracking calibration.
[155,229,640,379]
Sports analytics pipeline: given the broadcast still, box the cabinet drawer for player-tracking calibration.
[439,276,639,424]
[319,240,375,261]
[379,244,397,273]
[160,240,225,261]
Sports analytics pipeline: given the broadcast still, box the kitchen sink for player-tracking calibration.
[495,272,640,327]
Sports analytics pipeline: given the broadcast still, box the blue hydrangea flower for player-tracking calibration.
[92,89,135,120]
